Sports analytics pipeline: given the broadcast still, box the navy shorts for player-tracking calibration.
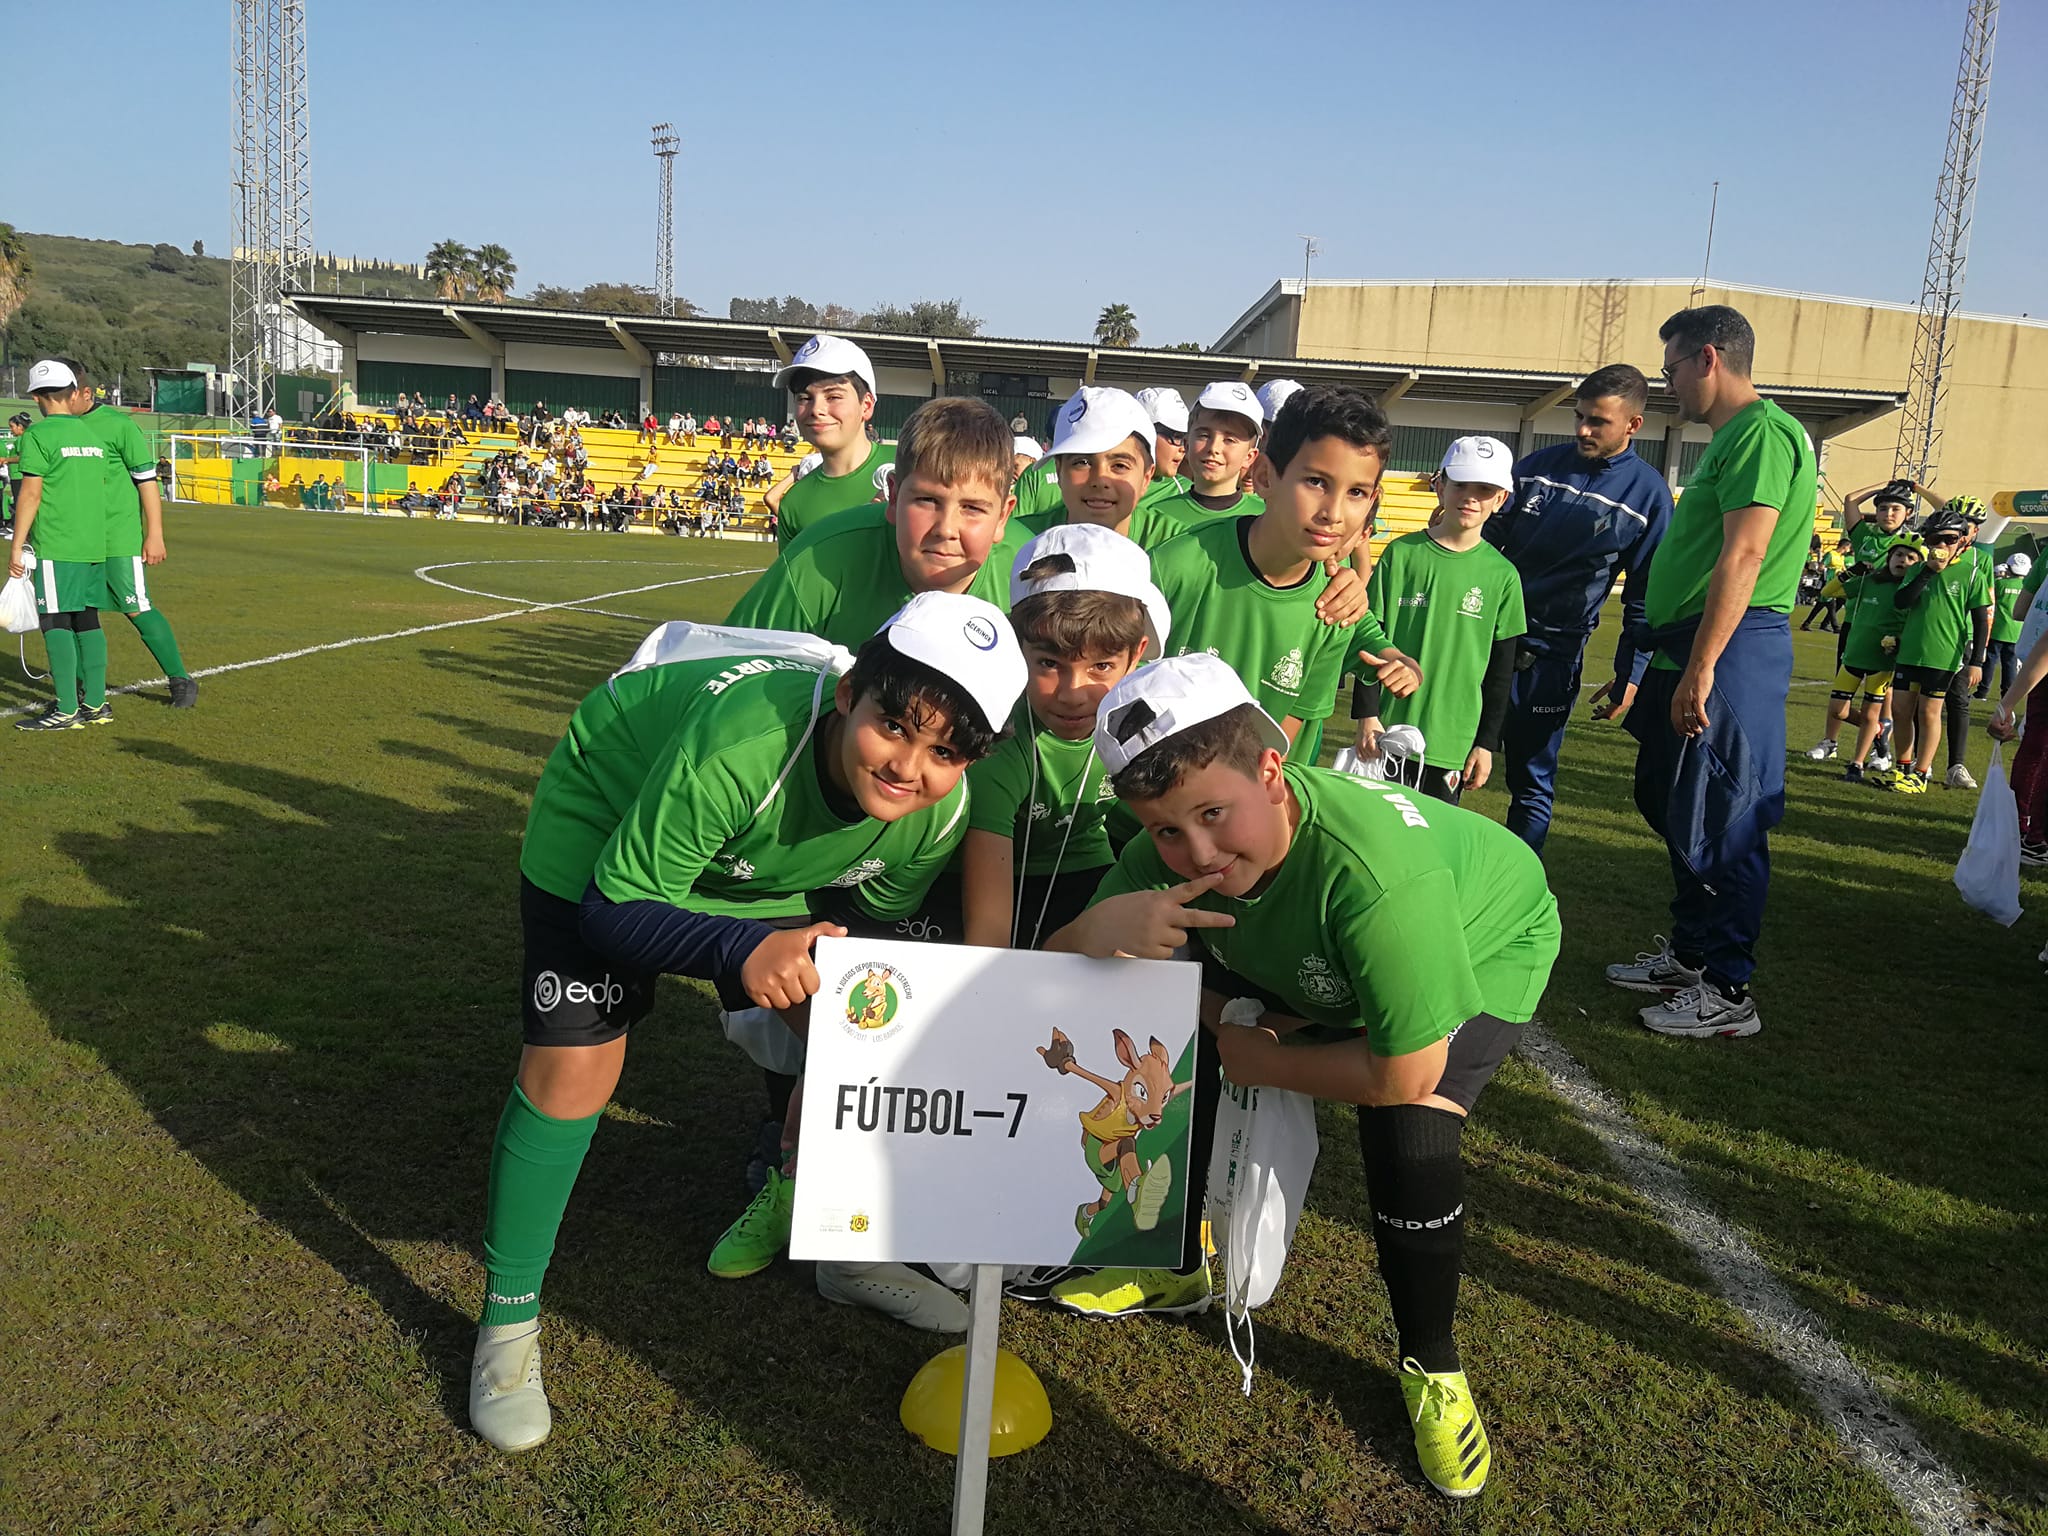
[520,877,657,1047]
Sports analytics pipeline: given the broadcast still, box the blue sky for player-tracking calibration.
[13,0,2045,346]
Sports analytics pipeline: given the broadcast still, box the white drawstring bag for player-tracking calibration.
[1205,1020,1320,1395]
[1,560,39,635]
[1954,743,2023,927]
[1331,724,1427,787]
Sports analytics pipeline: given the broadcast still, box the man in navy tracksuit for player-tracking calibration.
[1485,364,1672,853]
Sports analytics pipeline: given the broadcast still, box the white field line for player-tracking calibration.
[1,563,760,718]
[411,558,743,622]
[1518,1023,2000,1536]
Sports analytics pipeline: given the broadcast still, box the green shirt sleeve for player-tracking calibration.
[19,424,56,478]
[724,555,816,634]
[116,414,154,478]
[1708,413,1798,514]
[1331,867,1484,1057]
[1494,561,1528,641]
[593,734,751,906]
[965,739,1031,838]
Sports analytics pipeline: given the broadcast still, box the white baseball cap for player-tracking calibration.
[877,591,1027,736]
[774,334,878,397]
[1133,387,1190,435]
[1255,379,1304,423]
[1436,435,1516,492]
[1013,435,1044,463]
[1093,652,1288,776]
[1194,381,1262,434]
[1010,522,1172,653]
[1050,387,1155,461]
[27,359,78,394]
[2008,551,2033,577]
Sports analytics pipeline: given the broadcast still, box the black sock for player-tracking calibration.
[1708,977,1749,1003]
[763,1070,796,1125]
[1358,1103,1466,1374]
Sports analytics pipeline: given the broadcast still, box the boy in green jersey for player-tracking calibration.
[727,397,1023,645]
[8,359,116,731]
[1047,653,1559,1500]
[1018,387,1189,551]
[1150,384,1407,763]
[1881,509,1991,795]
[770,335,894,549]
[1807,532,1921,781]
[0,411,26,527]
[950,523,1167,949]
[471,593,1027,1453]
[1145,380,1266,525]
[1352,437,1526,805]
[1983,553,2030,699]
[1133,387,1190,506]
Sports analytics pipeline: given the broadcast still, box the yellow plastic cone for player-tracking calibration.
[899,1345,1052,1457]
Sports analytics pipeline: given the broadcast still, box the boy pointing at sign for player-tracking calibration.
[1050,652,1560,1500]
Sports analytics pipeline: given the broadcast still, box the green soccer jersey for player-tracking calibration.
[777,442,894,549]
[965,712,1119,876]
[1841,520,1894,609]
[1841,573,1909,673]
[1092,764,1559,1057]
[725,504,1025,647]
[1140,473,1191,507]
[1993,574,2025,644]
[1011,460,1065,525]
[1643,398,1816,664]
[1149,515,1352,757]
[1364,531,1527,768]
[1145,487,1266,527]
[1017,498,1192,552]
[73,406,156,557]
[523,653,968,920]
[1894,556,1986,671]
[17,414,112,562]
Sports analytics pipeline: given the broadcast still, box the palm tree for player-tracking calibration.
[471,245,517,302]
[1095,303,1139,348]
[0,223,34,331]
[424,239,471,300]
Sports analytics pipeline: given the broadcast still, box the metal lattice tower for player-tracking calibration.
[652,124,679,317]
[1895,0,1997,482]
[230,0,313,417]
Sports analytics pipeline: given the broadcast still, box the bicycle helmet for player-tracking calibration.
[1918,508,1972,545]
[1944,494,1987,523]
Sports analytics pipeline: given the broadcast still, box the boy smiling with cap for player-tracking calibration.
[770,334,893,549]
[1020,386,1193,552]
[1145,380,1267,526]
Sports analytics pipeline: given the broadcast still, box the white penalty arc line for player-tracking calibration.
[1518,1023,1996,1536]
[0,565,761,719]
[412,558,754,621]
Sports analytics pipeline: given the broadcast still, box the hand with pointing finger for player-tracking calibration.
[1067,871,1238,960]
[740,920,847,1011]
[1356,647,1421,698]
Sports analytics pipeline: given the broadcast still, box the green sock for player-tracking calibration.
[42,628,80,713]
[128,609,187,678]
[78,627,108,709]
[480,1083,601,1328]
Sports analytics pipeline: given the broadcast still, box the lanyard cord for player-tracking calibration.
[1010,714,1098,951]
[751,666,831,819]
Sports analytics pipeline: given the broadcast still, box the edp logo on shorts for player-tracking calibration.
[533,969,626,1013]
[533,970,562,1011]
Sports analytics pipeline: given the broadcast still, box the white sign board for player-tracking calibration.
[791,937,1202,1270]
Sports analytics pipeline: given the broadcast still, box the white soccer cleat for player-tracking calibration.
[816,1261,970,1333]
[469,1323,552,1452]
[1639,985,1761,1039]
[1804,738,1838,761]
[1944,763,1979,791]
[1604,936,1705,995]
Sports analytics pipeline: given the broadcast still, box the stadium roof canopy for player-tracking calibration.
[286,292,1902,439]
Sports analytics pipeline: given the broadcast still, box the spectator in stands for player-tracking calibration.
[780,420,797,451]
[1009,410,1031,435]
[681,411,698,446]
[667,411,685,445]
[719,417,735,449]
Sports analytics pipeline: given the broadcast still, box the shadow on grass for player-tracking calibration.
[7,736,1285,1535]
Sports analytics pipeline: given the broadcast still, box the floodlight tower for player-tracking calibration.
[229,0,314,417]
[1895,0,1997,482]
[652,124,680,317]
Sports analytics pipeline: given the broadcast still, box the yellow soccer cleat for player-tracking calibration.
[1399,1358,1491,1498]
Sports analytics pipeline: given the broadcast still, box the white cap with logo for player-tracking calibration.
[877,591,1028,736]
[1255,379,1304,423]
[1194,380,1262,433]
[1436,435,1516,492]
[1010,522,1171,653]
[1133,386,1190,435]
[1093,652,1288,776]
[1013,435,1044,463]
[27,359,78,394]
[1049,386,1156,461]
[773,334,878,397]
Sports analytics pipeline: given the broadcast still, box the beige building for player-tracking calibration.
[1215,278,2048,503]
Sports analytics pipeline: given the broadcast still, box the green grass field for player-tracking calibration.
[2,507,2042,1535]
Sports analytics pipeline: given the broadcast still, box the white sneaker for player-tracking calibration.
[1639,986,1761,1039]
[1805,738,1838,761]
[816,1261,970,1333]
[1944,763,1979,791]
[469,1323,551,1452]
[1604,936,1705,995]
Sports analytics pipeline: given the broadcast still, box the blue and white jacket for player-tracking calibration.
[1485,441,1673,684]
